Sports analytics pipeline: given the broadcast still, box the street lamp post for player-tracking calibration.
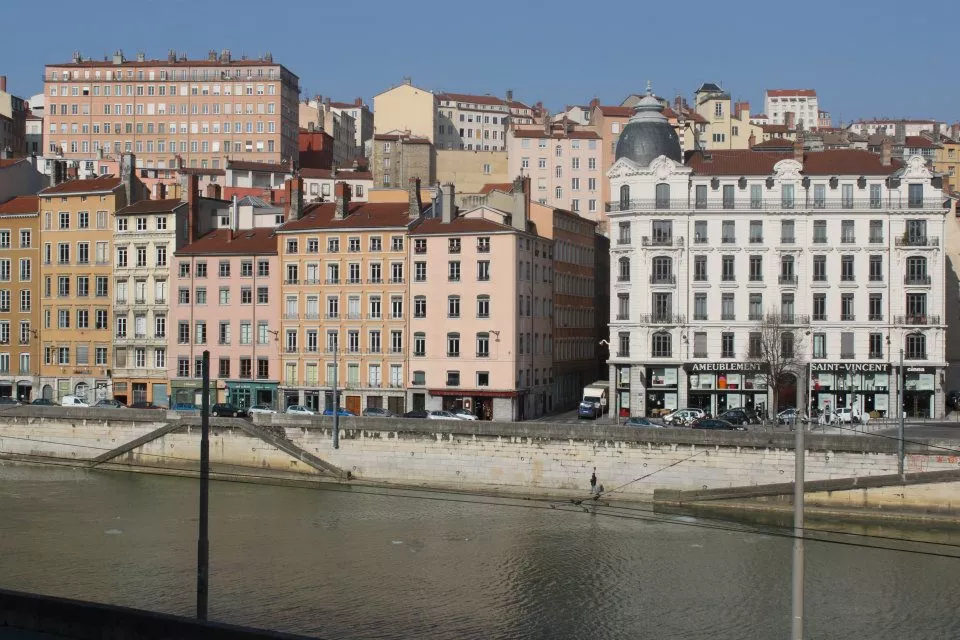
[332,346,340,450]
[899,348,905,475]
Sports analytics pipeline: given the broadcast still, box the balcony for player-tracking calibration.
[346,278,362,285]
[841,352,856,359]
[869,351,884,359]
[303,279,320,285]
[895,236,938,247]
[283,313,298,320]
[749,313,763,321]
[868,314,884,321]
[325,313,339,320]
[774,314,810,325]
[476,352,490,358]
[779,274,798,286]
[693,236,708,245]
[841,314,855,321]
[749,236,764,244]
[895,315,941,325]
[635,313,685,325]
[617,235,631,246]
[693,350,708,358]
[869,236,885,244]
[641,236,683,247]
[904,275,932,285]
[616,314,629,321]
[616,350,630,358]
[324,278,340,285]
[477,244,490,253]
[812,314,826,321]
[284,346,298,354]
[414,246,427,255]
[904,350,927,361]
[305,312,320,320]
[389,313,403,320]
[389,277,405,284]
[367,278,383,284]
[617,275,630,283]
[721,313,735,321]
[780,236,796,244]
[649,274,676,285]
[285,279,299,285]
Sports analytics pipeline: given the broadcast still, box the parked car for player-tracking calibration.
[247,404,276,416]
[578,401,602,419]
[362,407,395,417]
[833,407,868,424]
[60,395,89,408]
[402,409,430,419]
[322,407,356,417]
[663,409,702,426]
[211,403,242,417]
[427,410,459,420]
[624,416,661,428]
[129,402,163,410]
[30,398,57,406]
[717,409,752,426]
[948,390,960,411]
[285,405,315,416]
[451,408,478,421]
[94,399,126,409]
[0,396,21,406]
[172,402,198,412]
[692,418,744,431]
[777,407,799,425]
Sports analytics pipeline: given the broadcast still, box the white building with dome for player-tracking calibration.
[606,89,949,420]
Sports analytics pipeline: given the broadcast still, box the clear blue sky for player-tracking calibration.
[4,0,953,124]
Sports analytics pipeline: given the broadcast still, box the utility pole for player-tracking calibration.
[197,350,210,620]
[898,348,905,475]
[332,347,340,450]
[791,395,804,640]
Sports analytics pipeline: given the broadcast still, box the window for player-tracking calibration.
[655,183,670,209]
[813,184,826,208]
[749,255,763,282]
[749,293,763,321]
[906,292,927,322]
[448,295,460,318]
[446,332,460,357]
[721,255,735,281]
[617,221,631,245]
[721,332,735,358]
[840,332,855,359]
[748,332,762,358]
[908,183,923,208]
[841,255,855,281]
[448,261,460,282]
[905,333,926,360]
[779,220,795,244]
[870,184,882,208]
[414,332,426,357]
[812,293,827,321]
[841,293,855,321]
[782,184,795,209]
[617,293,630,320]
[781,332,795,358]
[906,256,928,284]
[841,220,855,243]
[813,333,826,359]
[869,333,884,359]
[694,185,707,209]
[477,295,490,318]
[813,220,826,243]
[414,296,426,318]
[694,220,707,243]
[694,293,707,321]
[869,293,883,321]
[477,261,490,281]
[618,332,630,357]
[722,185,735,209]
[721,293,735,321]
[750,184,762,209]
[618,257,630,282]
[651,256,672,284]
[721,220,735,243]
[749,220,763,244]
[241,260,253,277]
[869,220,883,243]
[780,255,795,284]
[812,255,826,282]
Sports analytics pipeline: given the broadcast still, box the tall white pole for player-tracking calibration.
[791,409,804,639]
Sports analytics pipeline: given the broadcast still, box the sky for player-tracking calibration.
[4,0,954,124]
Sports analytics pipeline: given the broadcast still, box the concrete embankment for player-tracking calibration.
[1,407,959,516]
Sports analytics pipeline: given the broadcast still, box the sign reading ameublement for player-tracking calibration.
[683,362,769,373]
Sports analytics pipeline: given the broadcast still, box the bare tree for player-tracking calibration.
[747,312,806,423]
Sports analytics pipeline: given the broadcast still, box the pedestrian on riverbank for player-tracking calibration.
[590,469,597,493]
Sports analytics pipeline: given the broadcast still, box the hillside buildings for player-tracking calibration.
[298,97,360,165]
[0,195,40,401]
[0,76,28,155]
[764,89,819,130]
[42,50,300,171]
[607,92,948,420]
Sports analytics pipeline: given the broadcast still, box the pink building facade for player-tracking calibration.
[169,228,281,409]
[506,121,601,223]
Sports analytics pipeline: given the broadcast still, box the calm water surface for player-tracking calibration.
[0,463,958,639]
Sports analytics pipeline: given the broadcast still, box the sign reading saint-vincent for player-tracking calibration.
[810,362,890,373]
[683,362,768,373]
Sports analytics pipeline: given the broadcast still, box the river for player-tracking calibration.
[0,463,958,639]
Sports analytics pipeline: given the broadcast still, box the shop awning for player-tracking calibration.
[428,389,517,398]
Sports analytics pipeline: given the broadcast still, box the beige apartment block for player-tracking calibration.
[373,80,437,142]
[0,195,41,401]
[42,49,300,172]
[436,149,507,199]
[692,83,762,150]
[299,98,359,165]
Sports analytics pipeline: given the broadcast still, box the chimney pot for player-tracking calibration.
[793,137,804,163]
[408,178,422,218]
[441,183,456,223]
[334,181,351,219]
[0,76,6,92]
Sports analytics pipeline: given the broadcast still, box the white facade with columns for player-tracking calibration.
[606,151,948,420]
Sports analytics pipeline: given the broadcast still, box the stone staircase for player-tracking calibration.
[238,421,346,479]
[87,422,181,467]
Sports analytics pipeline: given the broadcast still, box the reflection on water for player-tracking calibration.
[0,463,959,639]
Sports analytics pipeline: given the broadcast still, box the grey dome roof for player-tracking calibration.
[615,85,682,167]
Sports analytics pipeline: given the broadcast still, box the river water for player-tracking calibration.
[0,463,959,639]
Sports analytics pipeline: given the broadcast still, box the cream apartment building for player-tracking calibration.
[43,49,300,171]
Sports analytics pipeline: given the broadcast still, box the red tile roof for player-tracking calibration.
[0,196,38,215]
[373,133,431,144]
[0,158,28,169]
[328,101,362,110]
[686,149,903,176]
[760,124,790,134]
[752,137,795,149]
[411,215,515,235]
[179,167,226,176]
[767,89,817,97]
[277,202,422,232]
[511,128,601,140]
[437,92,507,107]
[904,136,938,149]
[40,176,122,195]
[226,160,292,174]
[479,182,513,195]
[116,198,186,215]
[175,228,278,256]
[50,58,292,72]
[300,168,373,180]
[597,106,633,118]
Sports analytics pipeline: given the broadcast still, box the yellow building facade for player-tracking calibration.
[372,81,437,142]
[0,196,41,401]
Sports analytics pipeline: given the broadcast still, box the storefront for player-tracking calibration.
[645,366,679,417]
[903,366,936,419]
[225,381,278,410]
[684,363,768,417]
[615,366,631,417]
[810,363,890,418]
[428,389,516,421]
[169,379,220,408]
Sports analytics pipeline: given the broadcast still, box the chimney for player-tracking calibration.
[408,177,422,218]
[934,122,942,141]
[881,138,892,166]
[307,122,315,132]
[0,76,6,92]
[156,183,166,200]
[205,183,219,198]
[793,136,804,163]
[120,152,137,205]
[748,132,756,148]
[227,194,238,241]
[589,97,600,110]
[734,101,750,119]
[506,89,514,102]
[511,176,528,232]
[895,122,906,147]
[289,176,303,219]
[354,97,363,107]
[441,183,456,223]
[334,182,351,219]
[184,174,200,243]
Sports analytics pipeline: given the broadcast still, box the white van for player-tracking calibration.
[60,395,89,408]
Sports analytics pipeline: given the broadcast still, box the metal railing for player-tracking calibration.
[894,315,941,325]
[904,275,932,285]
[641,236,684,247]
[649,274,676,284]
[779,275,798,285]
[607,198,947,212]
[634,313,686,325]
[895,236,938,247]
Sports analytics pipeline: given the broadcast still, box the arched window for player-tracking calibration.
[618,257,630,282]
[619,184,630,210]
[655,183,670,209]
[476,332,490,357]
[905,333,926,360]
[906,256,928,284]
[651,331,672,358]
[413,332,426,356]
[446,332,461,357]
[651,256,673,283]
